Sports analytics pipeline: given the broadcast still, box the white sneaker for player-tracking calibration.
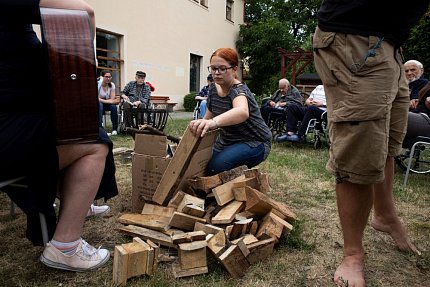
[86,204,110,218]
[40,238,110,272]
[111,130,117,136]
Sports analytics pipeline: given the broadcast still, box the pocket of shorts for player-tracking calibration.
[312,27,335,49]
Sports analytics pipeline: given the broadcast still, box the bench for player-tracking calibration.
[150,96,177,112]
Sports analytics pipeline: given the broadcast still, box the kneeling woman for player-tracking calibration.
[189,47,271,175]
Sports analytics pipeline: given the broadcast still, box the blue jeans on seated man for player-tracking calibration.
[207,142,266,175]
[199,100,207,118]
[99,103,118,132]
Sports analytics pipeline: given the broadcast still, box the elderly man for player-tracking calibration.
[404,60,428,110]
[120,70,152,127]
[259,78,302,126]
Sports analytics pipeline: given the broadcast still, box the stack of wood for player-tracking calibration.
[115,165,296,280]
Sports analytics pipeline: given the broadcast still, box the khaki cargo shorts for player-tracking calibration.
[312,27,409,184]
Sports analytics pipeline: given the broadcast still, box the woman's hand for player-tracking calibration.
[189,118,218,137]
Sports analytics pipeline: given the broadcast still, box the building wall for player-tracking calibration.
[86,0,245,109]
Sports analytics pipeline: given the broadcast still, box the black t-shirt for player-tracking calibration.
[317,0,430,45]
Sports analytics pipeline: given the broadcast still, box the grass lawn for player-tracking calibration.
[0,116,429,287]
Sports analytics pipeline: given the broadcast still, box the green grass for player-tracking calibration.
[0,115,429,286]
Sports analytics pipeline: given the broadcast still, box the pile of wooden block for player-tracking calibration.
[115,165,296,280]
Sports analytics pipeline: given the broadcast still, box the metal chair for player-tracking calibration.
[398,136,430,185]
[0,177,49,245]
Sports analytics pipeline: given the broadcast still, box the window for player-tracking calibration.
[96,30,123,92]
[226,0,234,22]
[189,54,202,93]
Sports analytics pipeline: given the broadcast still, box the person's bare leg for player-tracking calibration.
[334,181,373,287]
[52,143,108,242]
[371,156,420,254]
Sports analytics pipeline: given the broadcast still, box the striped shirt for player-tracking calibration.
[207,83,272,156]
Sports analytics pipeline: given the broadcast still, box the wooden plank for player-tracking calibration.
[118,213,170,232]
[146,239,160,275]
[182,203,206,218]
[168,211,207,231]
[194,222,224,235]
[177,194,205,211]
[152,127,203,205]
[231,234,259,245]
[117,225,176,248]
[113,245,128,287]
[211,201,245,225]
[188,174,222,193]
[268,198,297,224]
[141,203,175,218]
[213,175,246,206]
[218,244,250,278]
[172,230,206,244]
[258,173,271,193]
[218,165,248,183]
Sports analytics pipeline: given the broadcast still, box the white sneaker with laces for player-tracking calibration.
[40,238,110,272]
[86,204,110,218]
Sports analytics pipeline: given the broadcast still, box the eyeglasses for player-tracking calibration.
[104,76,112,78]
[207,66,234,74]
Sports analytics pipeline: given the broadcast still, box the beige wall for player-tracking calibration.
[86,0,245,109]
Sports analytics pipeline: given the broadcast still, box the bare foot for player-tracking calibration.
[334,255,365,287]
[371,218,421,255]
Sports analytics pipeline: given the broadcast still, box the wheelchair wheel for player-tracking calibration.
[193,107,201,120]
[395,144,430,174]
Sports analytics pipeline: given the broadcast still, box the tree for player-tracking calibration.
[236,0,320,97]
[403,10,430,78]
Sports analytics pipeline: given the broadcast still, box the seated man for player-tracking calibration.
[404,60,428,110]
[195,74,214,118]
[260,78,302,126]
[404,82,430,147]
[275,84,327,143]
[120,70,152,127]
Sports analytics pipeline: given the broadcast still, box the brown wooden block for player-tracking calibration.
[218,165,248,183]
[181,203,206,218]
[218,244,250,278]
[125,238,150,278]
[172,263,208,278]
[206,230,227,256]
[244,186,273,216]
[178,240,207,270]
[177,194,205,213]
[194,222,224,235]
[247,238,276,264]
[167,190,186,209]
[118,213,170,232]
[256,212,284,241]
[213,175,246,206]
[141,203,175,218]
[146,239,160,275]
[231,234,259,245]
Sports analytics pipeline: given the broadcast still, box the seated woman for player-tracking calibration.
[98,70,119,135]
[189,48,272,175]
[404,82,430,147]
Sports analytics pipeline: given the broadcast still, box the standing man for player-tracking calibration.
[312,2,429,286]
[404,59,428,110]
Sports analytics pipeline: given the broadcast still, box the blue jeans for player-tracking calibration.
[199,100,207,118]
[99,103,118,131]
[207,142,266,175]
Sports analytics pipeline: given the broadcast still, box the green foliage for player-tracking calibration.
[183,93,197,112]
[403,10,430,78]
[237,0,320,96]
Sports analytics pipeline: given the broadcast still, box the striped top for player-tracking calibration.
[207,83,272,155]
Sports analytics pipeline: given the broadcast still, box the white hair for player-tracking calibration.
[405,60,424,69]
